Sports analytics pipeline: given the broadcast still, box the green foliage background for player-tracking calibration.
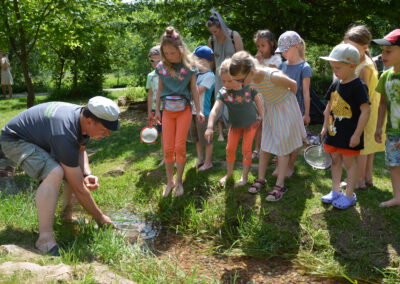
[0,0,399,100]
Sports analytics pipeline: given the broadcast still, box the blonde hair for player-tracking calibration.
[229,51,255,76]
[160,26,193,71]
[219,58,231,75]
[298,39,306,60]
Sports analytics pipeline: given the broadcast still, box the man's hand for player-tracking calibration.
[96,214,114,228]
[84,175,99,191]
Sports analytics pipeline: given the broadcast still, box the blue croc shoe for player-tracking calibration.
[332,193,357,209]
[321,190,343,204]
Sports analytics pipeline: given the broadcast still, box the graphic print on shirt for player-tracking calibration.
[328,91,352,136]
[386,75,400,129]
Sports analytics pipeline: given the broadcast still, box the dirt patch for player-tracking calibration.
[154,230,346,283]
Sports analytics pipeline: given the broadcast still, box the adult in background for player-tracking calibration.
[0,96,119,256]
[0,51,13,98]
[206,9,243,141]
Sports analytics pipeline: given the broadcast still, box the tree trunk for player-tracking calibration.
[72,59,78,89]
[57,58,65,89]
[20,53,35,108]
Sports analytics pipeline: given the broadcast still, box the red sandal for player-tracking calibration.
[248,179,266,194]
[266,185,288,201]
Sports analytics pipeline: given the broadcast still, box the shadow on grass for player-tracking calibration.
[323,185,400,281]
[0,226,36,248]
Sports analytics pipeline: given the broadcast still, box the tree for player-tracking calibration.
[0,0,69,108]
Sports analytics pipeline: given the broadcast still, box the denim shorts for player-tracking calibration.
[385,135,400,167]
[0,140,59,180]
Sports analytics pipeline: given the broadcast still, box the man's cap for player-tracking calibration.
[275,31,302,53]
[87,96,120,131]
[194,45,214,61]
[320,43,360,65]
[372,29,400,46]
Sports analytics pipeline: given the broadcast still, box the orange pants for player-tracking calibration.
[162,106,192,163]
[226,121,259,166]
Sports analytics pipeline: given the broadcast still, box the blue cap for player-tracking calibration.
[194,46,214,61]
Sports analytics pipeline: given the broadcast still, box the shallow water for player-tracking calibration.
[109,211,160,241]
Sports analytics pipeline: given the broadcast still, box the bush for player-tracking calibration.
[312,74,332,101]
[125,86,147,102]
[47,83,107,101]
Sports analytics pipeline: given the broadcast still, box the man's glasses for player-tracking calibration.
[233,70,250,83]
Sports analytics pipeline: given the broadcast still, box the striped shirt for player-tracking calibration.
[251,67,291,104]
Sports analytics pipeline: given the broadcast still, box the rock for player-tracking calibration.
[0,177,20,194]
[0,244,135,284]
[104,168,125,177]
[0,245,40,260]
[0,262,72,282]
[118,96,132,107]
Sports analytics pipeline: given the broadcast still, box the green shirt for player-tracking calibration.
[216,85,258,128]
[376,69,400,136]
[155,62,198,101]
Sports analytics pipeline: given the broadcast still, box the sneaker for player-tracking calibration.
[218,135,224,142]
[321,190,343,204]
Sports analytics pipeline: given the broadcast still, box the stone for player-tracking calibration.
[104,168,125,177]
[0,245,40,260]
[0,177,20,194]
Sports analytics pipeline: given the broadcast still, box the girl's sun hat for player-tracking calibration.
[275,31,302,53]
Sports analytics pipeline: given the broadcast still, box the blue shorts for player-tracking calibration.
[385,135,400,167]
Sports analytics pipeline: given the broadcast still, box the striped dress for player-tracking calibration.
[252,67,306,156]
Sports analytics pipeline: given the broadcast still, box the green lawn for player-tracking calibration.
[0,95,400,283]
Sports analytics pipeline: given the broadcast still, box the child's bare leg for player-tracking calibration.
[202,144,213,168]
[220,161,234,186]
[343,155,357,198]
[286,150,298,177]
[257,150,270,180]
[331,152,343,192]
[217,120,224,141]
[380,166,400,207]
[8,85,12,98]
[195,142,203,166]
[365,154,375,184]
[356,155,368,188]
[235,164,250,187]
[163,161,175,197]
[276,154,289,187]
[174,161,186,196]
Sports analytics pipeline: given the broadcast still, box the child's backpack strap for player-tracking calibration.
[231,30,235,51]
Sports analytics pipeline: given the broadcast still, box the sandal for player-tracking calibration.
[366,179,374,187]
[266,185,288,202]
[248,179,266,194]
[251,150,259,159]
[332,193,357,209]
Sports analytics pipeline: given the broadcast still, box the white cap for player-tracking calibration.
[87,96,120,130]
[320,43,360,65]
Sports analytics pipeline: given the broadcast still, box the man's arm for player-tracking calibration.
[79,147,98,190]
[61,163,112,225]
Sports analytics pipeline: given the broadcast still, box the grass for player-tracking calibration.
[1,95,400,283]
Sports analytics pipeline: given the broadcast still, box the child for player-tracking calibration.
[191,46,215,171]
[229,51,306,201]
[344,25,386,189]
[154,27,205,197]
[320,43,370,209]
[146,45,163,166]
[252,30,282,159]
[277,31,312,177]
[254,29,282,68]
[205,58,263,187]
[373,29,400,207]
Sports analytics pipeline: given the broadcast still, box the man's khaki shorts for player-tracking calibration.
[1,140,60,181]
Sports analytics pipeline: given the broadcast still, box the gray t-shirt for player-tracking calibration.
[1,102,89,167]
